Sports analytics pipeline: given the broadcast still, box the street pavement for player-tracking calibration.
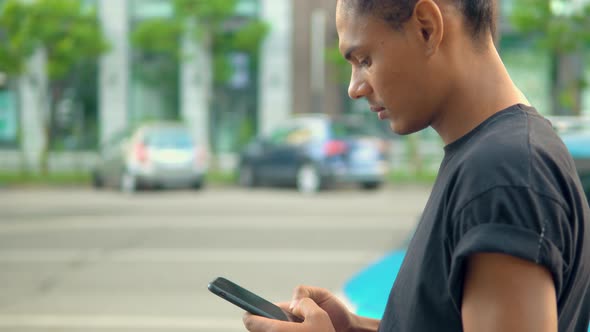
[0,185,431,331]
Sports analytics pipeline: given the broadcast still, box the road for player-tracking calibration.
[0,185,431,332]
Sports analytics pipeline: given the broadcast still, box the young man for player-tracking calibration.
[243,0,590,331]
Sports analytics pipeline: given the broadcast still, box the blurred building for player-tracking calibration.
[98,0,341,163]
[0,0,348,172]
[0,0,589,173]
[99,0,291,170]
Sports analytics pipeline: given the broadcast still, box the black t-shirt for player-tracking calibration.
[379,104,590,332]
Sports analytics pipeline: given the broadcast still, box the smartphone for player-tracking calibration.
[208,277,302,322]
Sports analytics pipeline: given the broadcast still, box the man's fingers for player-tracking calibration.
[277,302,291,311]
[292,298,332,325]
[243,312,303,331]
[290,285,331,310]
[243,312,292,332]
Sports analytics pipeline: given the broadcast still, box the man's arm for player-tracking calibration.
[349,315,380,332]
[461,253,558,332]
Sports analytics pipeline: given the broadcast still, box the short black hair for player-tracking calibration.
[340,0,496,40]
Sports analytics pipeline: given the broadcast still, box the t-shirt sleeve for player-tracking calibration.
[447,186,573,311]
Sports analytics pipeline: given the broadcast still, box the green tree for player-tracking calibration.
[0,0,109,174]
[31,0,108,172]
[131,0,268,86]
[511,0,590,115]
[326,41,350,85]
[0,1,37,78]
[130,0,268,158]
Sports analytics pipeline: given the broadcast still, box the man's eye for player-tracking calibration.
[359,58,371,67]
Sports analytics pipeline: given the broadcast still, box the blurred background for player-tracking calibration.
[0,0,589,331]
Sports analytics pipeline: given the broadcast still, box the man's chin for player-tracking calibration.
[390,120,424,136]
[389,121,406,135]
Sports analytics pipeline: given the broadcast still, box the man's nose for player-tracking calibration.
[348,75,371,100]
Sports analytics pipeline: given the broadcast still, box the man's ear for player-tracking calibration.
[412,0,444,56]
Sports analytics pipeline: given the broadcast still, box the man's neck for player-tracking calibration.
[431,41,529,145]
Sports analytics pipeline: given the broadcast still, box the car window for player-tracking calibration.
[331,121,373,139]
[100,127,133,154]
[268,126,294,145]
[287,126,315,145]
[144,128,194,148]
[548,116,590,136]
[267,124,315,146]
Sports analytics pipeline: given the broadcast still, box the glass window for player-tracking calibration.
[285,127,314,145]
[584,51,590,116]
[331,121,373,138]
[129,0,179,127]
[0,86,18,148]
[236,0,259,17]
[500,35,551,115]
[130,0,173,20]
[500,0,514,17]
[268,126,294,145]
[49,59,100,151]
[145,127,194,148]
[210,1,261,154]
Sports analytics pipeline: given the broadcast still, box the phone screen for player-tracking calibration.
[208,277,301,322]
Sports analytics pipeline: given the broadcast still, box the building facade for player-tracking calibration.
[0,0,589,172]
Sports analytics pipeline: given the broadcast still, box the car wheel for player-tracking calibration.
[361,181,382,190]
[120,172,138,194]
[296,164,321,194]
[92,171,104,189]
[192,181,204,190]
[238,164,257,187]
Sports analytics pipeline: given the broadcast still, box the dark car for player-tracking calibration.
[549,115,590,201]
[560,131,590,201]
[237,114,391,193]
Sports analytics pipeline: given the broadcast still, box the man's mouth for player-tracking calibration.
[370,106,388,120]
[369,106,385,113]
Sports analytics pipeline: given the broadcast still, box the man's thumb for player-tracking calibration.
[292,297,330,324]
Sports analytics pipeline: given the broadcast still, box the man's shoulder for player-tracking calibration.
[452,112,530,179]
[443,107,572,202]
[457,106,564,168]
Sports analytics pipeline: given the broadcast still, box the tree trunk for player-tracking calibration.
[406,134,423,176]
[39,81,65,175]
[551,51,583,115]
[493,0,502,49]
[6,78,28,177]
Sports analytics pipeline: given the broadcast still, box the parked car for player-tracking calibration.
[237,114,391,193]
[559,130,590,202]
[92,122,208,192]
[340,123,590,329]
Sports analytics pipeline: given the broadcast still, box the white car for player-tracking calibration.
[92,122,208,192]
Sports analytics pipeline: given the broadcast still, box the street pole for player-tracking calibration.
[310,8,326,114]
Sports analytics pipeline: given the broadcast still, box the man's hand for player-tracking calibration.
[243,286,379,332]
[462,253,558,332]
[243,298,336,332]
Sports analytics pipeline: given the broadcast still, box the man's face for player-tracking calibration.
[336,2,441,135]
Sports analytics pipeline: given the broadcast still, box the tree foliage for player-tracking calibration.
[0,0,109,172]
[130,0,269,84]
[28,0,109,80]
[326,41,350,84]
[0,0,109,80]
[0,1,37,76]
[511,0,590,53]
[511,0,590,115]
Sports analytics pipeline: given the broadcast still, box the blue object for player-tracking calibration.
[561,132,590,158]
[342,249,589,331]
[343,250,405,319]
